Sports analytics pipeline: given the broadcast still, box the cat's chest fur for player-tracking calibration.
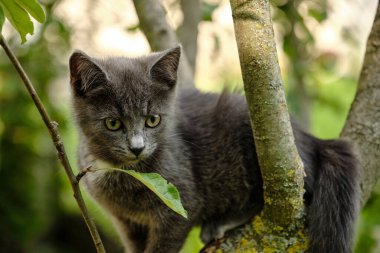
[79,139,196,226]
[82,158,161,224]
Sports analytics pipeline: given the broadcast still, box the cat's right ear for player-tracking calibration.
[69,50,108,96]
[149,46,181,89]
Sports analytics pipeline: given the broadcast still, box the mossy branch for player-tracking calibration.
[231,0,305,228]
[203,0,307,251]
[0,35,106,253]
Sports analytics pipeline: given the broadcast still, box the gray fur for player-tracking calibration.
[69,47,358,253]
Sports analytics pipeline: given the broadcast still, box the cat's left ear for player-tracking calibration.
[149,45,181,88]
[69,50,108,96]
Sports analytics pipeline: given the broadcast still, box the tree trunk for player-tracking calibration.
[341,2,380,207]
[132,0,194,88]
[203,0,308,251]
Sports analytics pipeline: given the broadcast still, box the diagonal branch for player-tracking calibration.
[177,0,201,73]
[0,35,106,253]
[132,0,194,88]
[341,2,380,207]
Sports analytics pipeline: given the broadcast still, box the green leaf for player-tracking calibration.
[0,7,4,33]
[106,168,188,218]
[0,0,45,43]
[14,0,45,23]
[0,0,33,43]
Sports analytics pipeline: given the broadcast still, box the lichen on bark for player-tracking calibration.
[231,0,305,228]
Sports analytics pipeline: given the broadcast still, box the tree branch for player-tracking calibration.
[204,0,307,251]
[177,0,201,74]
[341,2,380,207]
[0,35,106,253]
[132,0,194,88]
[232,0,305,227]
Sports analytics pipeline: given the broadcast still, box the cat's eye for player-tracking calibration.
[145,115,161,128]
[104,118,122,131]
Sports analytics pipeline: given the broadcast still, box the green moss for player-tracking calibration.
[229,214,310,253]
[273,225,284,232]
[287,230,309,253]
[240,237,249,247]
[252,216,265,235]
[263,247,277,253]
[264,196,273,205]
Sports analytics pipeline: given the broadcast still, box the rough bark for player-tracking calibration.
[203,0,307,251]
[177,0,201,74]
[132,0,194,88]
[341,2,380,207]
[232,0,305,230]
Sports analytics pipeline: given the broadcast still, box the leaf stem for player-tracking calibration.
[0,35,106,253]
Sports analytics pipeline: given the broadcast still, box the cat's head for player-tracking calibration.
[69,46,181,167]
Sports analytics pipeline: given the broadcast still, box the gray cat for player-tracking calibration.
[69,46,358,253]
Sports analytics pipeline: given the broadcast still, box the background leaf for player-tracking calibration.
[201,2,219,22]
[105,168,188,219]
[15,0,45,23]
[0,0,34,43]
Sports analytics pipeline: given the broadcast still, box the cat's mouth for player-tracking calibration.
[112,149,150,167]
[123,157,142,166]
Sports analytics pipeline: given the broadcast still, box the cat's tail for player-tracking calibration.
[308,139,359,253]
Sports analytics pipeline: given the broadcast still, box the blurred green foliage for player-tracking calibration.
[1,5,65,252]
[355,185,380,253]
[0,1,121,252]
[0,0,378,252]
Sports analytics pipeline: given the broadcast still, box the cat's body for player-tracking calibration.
[70,47,358,253]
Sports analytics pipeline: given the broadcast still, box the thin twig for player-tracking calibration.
[76,165,93,182]
[0,35,106,253]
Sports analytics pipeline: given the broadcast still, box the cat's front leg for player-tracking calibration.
[144,214,192,253]
[113,217,149,253]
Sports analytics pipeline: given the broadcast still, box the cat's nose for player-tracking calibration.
[129,146,145,156]
[129,135,145,157]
